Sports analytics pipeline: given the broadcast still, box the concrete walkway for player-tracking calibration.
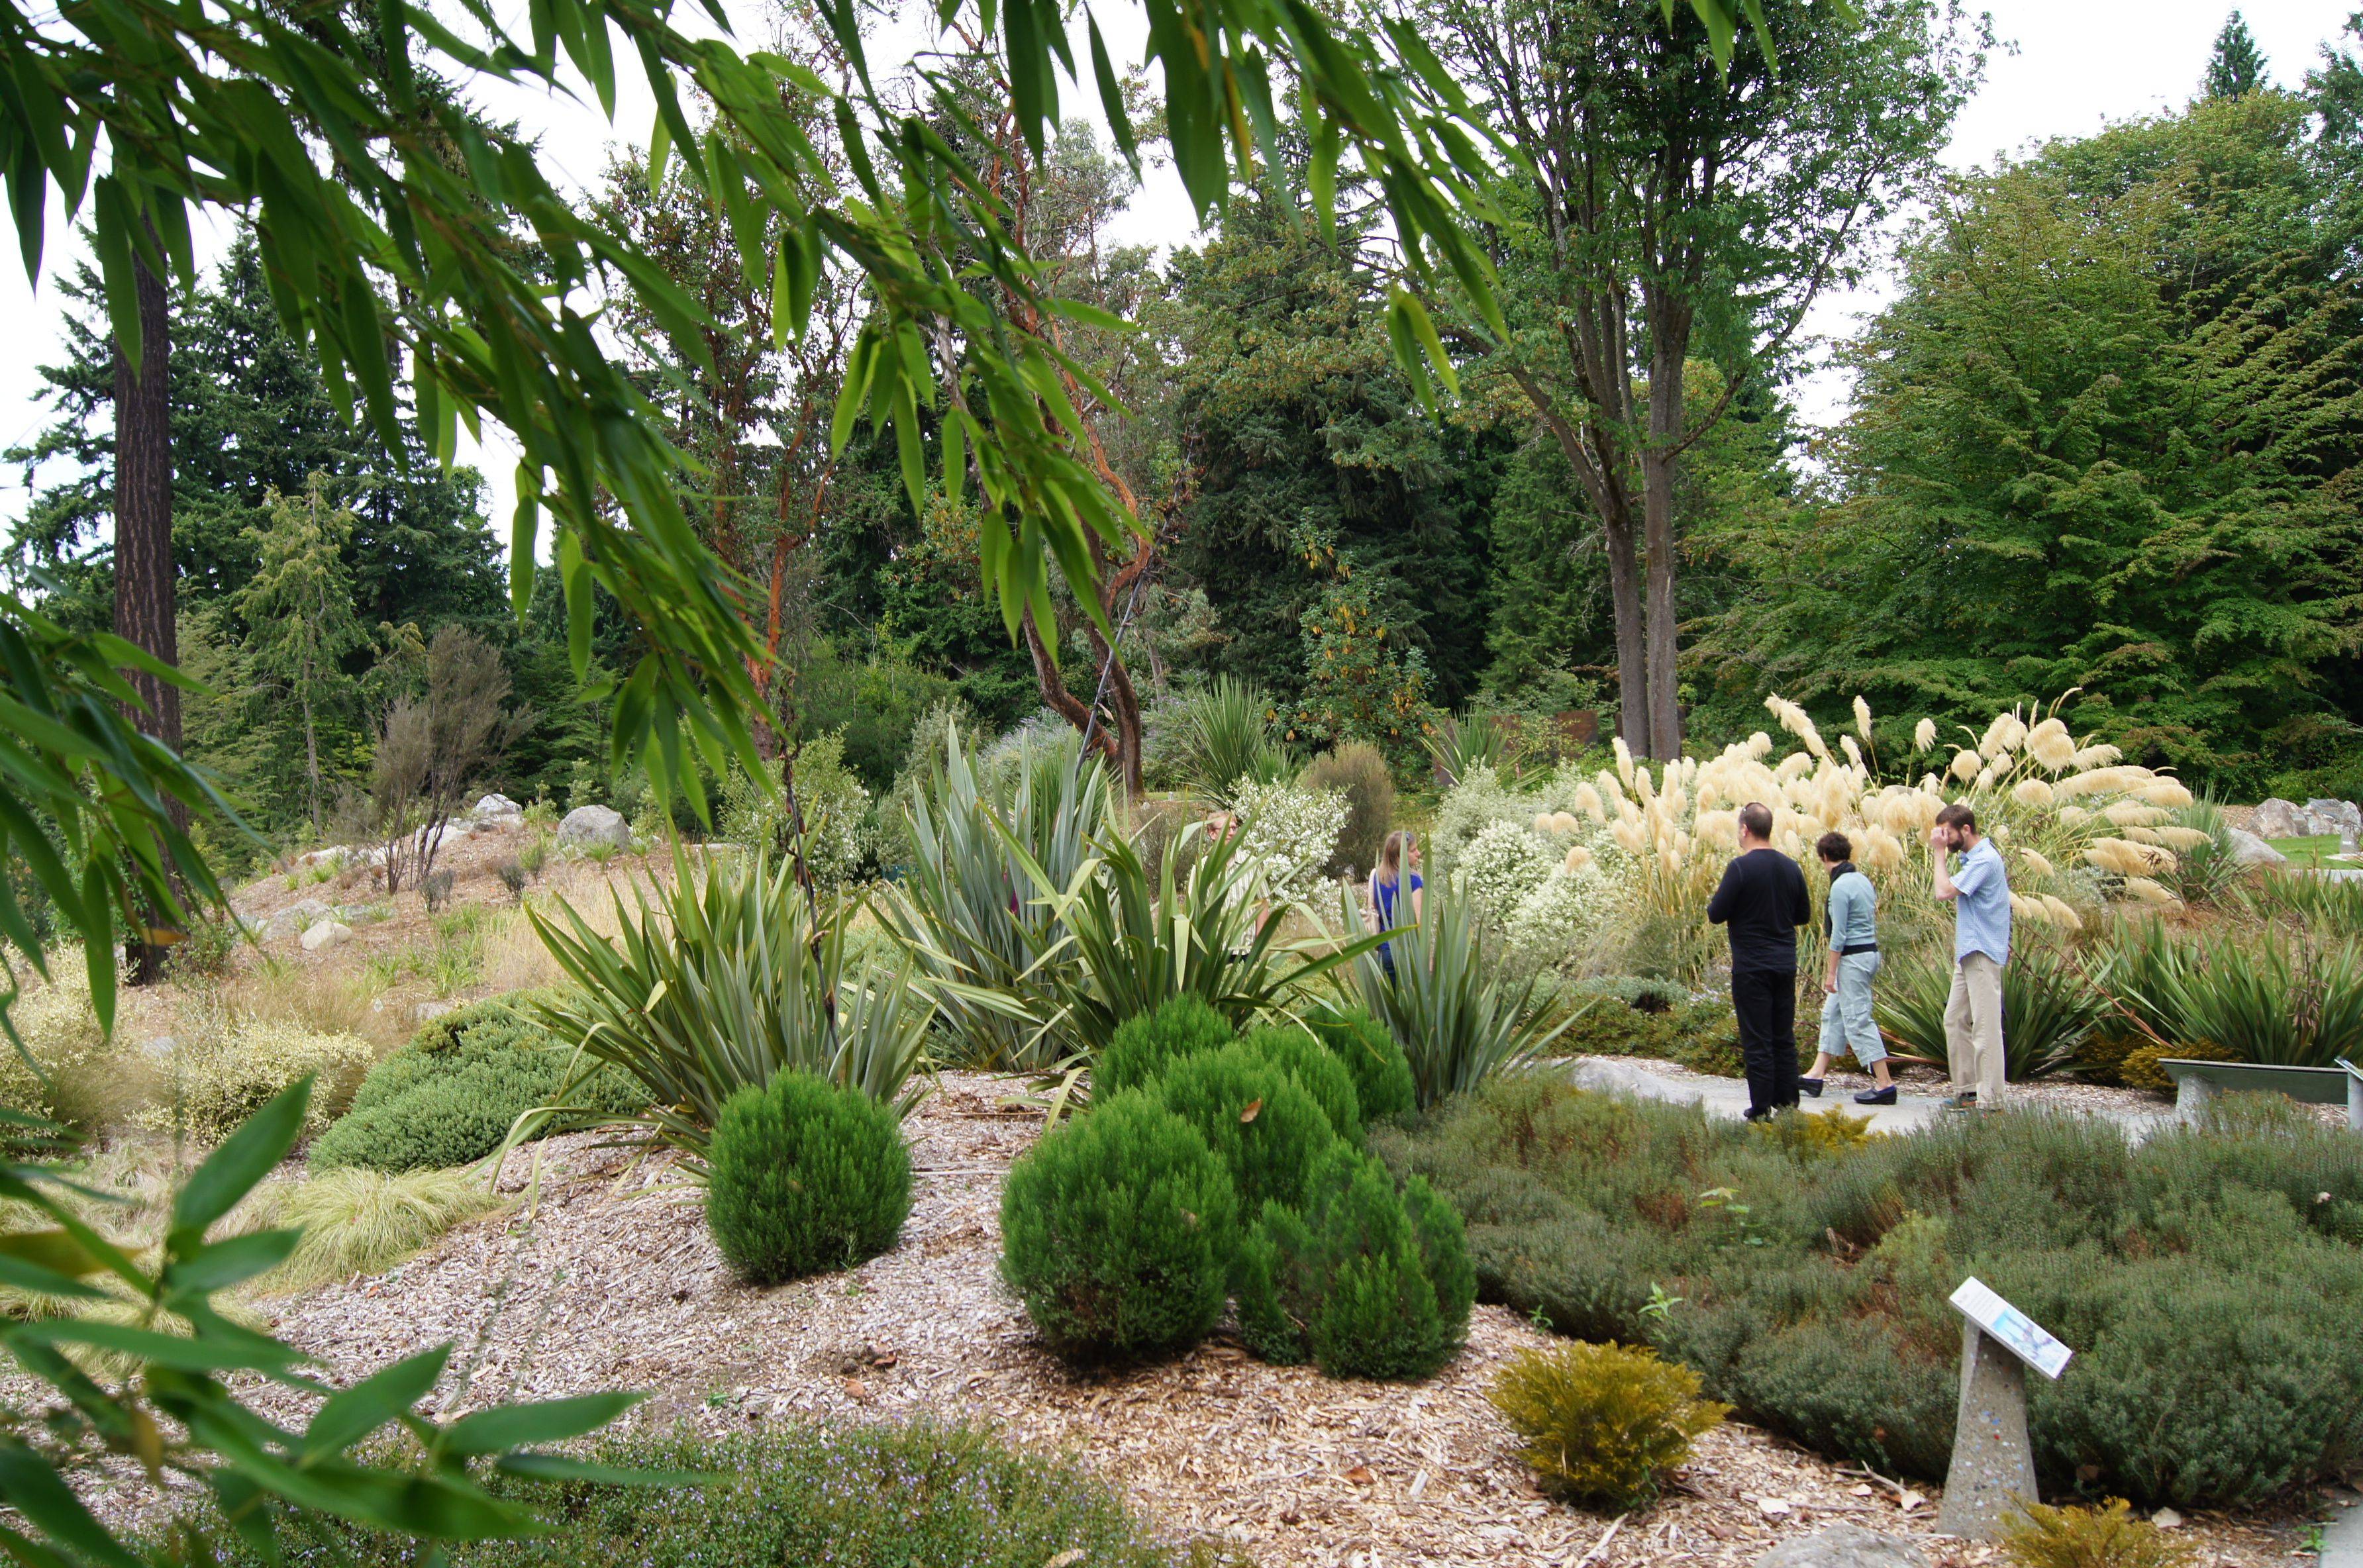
[2323,1485,2363,1568]
[1562,1055,2174,1142]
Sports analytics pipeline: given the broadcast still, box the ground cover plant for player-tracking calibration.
[1378,1076,2363,1507]
[309,993,642,1172]
[193,1421,1217,1568]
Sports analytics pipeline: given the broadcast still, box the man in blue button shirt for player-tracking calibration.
[1929,802,2009,1110]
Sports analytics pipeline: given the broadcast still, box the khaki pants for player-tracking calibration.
[1945,952,2006,1102]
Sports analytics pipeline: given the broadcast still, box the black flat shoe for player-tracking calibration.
[1854,1086,1897,1106]
[1798,1078,1824,1099]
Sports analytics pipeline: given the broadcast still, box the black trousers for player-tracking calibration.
[1731,968,1800,1118]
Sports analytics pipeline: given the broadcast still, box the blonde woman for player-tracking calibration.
[1370,829,1424,981]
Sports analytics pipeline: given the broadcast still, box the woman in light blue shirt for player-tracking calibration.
[1801,831,1896,1106]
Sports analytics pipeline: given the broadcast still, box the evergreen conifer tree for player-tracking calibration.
[236,476,370,832]
[2206,11,2268,98]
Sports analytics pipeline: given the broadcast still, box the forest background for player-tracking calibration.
[7,3,2362,877]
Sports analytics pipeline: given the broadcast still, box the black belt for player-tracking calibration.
[1836,943,1880,956]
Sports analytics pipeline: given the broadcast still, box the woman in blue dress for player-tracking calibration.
[1370,830,1423,979]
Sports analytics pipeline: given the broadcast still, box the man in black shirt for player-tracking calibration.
[1706,801,1812,1119]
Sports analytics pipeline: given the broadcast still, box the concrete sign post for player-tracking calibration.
[1935,1278,2072,1542]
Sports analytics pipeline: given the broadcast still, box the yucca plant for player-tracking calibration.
[2160,795,2242,907]
[1171,675,1294,800]
[1873,939,2105,1080]
[2235,871,2363,942]
[2135,929,2363,1069]
[874,728,1106,1071]
[1337,875,1577,1108]
[529,842,931,1164]
[1013,814,1374,1063]
[1423,711,1521,787]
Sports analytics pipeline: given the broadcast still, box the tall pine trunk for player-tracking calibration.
[114,249,181,985]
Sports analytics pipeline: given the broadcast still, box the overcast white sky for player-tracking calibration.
[0,0,2350,550]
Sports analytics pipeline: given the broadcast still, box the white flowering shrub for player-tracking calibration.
[1505,865,1610,967]
[720,731,873,892]
[1229,780,1348,906]
[1457,820,1559,918]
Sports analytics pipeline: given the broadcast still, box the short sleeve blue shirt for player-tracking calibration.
[1950,837,2011,965]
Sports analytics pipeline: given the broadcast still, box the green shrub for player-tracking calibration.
[706,1071,912,1285]
[195,1422,1207,1568]
[1488,1342,1730,1506]
[1155,1044,1344,1215]
[1234,1145,1474,1381]
[1237,1024,1362,1142]
[1377,1075,2363,1507]
[2003,1499,2197,1568]
[1301,741,1395,878]
[1096,997,1232,1101]
[999,1093,1238,1361]
[309,995,640,1173]
[1557,985,1745,1077]
[1306,1006,1415,1124]
[138,1020,376,1142]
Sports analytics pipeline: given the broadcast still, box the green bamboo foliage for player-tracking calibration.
[1338,875,1574,1108]
[874,729,1107,1071]
[529,842,929,1163]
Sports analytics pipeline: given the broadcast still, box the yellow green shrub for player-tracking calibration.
[1488,1341,1729,1506]
[134,1021,376,1142]
[0,957,134,1126]
[2119,1038,2236,1094]
[2003,1499,2196,1568]
[1753,1106,1874,1159]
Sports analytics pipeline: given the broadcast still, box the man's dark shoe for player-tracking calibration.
[1798,1077,1824,1099]
[1854,1086,1897,1106]
[1743,1106,1771,1122]
[1940,1091,1979,1112]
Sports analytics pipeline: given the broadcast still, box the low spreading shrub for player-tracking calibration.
[1378,1075,2363,1507]
[1096,997,1232,1101]
[309,995,640,1173]
[138,1020,376,1142]
[1237,1024,1362,1142]
[1488,1342,1731,1506]
[1154,1044,1344,1215]
[706,1070,912,1285]
[1234,1144,1474,1381]
[191,1422,1213,1568]
[2003,1499,2196,1568]
[1556,983,1746,1077]
[2117,1040,2236,1094]
[999,1093,1238,1361]
[1306,1006,1416,1124]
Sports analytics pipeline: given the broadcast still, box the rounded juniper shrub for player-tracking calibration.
[999,1091,1238,1362]
[1236,1144,1475,1381]
[1306,1006,1415,1124]
[705,1070,912,1286]
[1155,1042,1343,1214]
[1238,1024,1363,1141]
[1095,996,1234,1101]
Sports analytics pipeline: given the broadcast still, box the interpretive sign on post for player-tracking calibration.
[1948,1277,2072,1380]
[1935,1277,2072,1542]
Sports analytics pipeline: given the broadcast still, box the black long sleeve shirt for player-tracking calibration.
[1706,847,1811,975]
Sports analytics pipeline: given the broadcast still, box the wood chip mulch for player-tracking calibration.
[185,1075,2307,1568]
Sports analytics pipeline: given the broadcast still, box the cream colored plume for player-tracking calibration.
[1860,825,1906,871]
[2072,743,2123,770]
[2104,801,2166,827]
[1950,750,1982,783]
[1564,845,1594,872]
[2123,876,2180,906]
[1575,782,1606,822]
[1913,717,1938,752]
[1980,712,2027,760]
[2018,848,2055,879]
[2137,779,2195,808]
[1840,734,1864,769]
[2012,778,2054,808]
[2026,718,2076,771]
[1749,731,1774,759]
[2039,895,2083,930]
[1854,696,1874,742]
[2154,824,2213,852]
[2086,837,2169,876]
[1613,736,1635,787]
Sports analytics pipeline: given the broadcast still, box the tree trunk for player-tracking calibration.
[1641,324,1692,761]
[1601,508,1651,756]
[114,248,180,984]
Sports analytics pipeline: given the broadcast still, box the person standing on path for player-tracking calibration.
[1706,801,1812,1120]
[1929,802,2010,1111]
[1800,831,1897,1106]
